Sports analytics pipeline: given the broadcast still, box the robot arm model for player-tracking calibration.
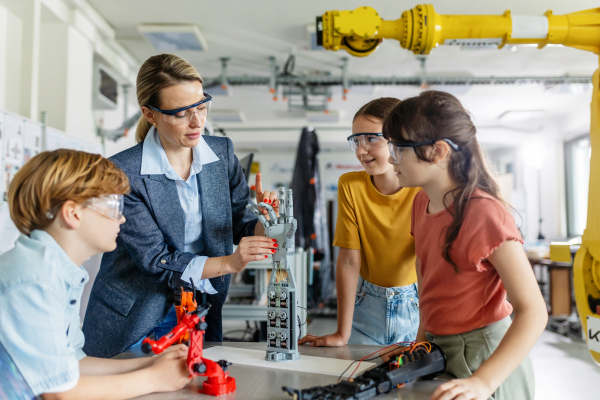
[246,187,300,362]
[141,304,236,396]
[316,4,600,365]
[282,342,446,400]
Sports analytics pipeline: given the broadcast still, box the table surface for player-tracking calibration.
[120,342,445,400]
[528,258,572,268]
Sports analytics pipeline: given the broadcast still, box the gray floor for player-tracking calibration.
[223,318,600,400]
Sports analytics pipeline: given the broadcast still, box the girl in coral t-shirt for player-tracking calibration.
[382,91,546,400]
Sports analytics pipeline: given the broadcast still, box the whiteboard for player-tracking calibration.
[46,126,103,154]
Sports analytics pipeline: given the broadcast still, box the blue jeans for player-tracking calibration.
[128,305,178,349]
[348,276,419,345]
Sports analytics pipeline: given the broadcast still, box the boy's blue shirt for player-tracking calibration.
[0,230,88,396]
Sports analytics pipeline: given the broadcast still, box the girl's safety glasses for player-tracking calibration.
[84,194,124,221]
[347,133,387,152]
[147,93,212,126]
[388,139,462,165]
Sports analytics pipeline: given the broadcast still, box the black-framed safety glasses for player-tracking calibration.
[147,93,212,126]
[388,138,462,164]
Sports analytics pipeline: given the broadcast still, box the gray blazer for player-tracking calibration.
[82,136,257,358]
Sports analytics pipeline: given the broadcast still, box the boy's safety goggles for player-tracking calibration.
[347,133,387,152]
[147,93,212,126]
[388,139,462,165]
[84,194,124,221]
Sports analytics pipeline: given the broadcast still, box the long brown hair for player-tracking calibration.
[354,97,401,122]
[135,54,203,142]
[383,90,506,271]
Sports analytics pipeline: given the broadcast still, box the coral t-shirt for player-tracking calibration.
[411,189,522,336]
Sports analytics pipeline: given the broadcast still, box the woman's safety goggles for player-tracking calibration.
[388,139,462,165]
[147,93,212,127]
[347,133,387,152]
[84,194,124,221]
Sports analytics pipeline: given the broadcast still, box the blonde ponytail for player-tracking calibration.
[135,54,203,143]
[135,116,153,143]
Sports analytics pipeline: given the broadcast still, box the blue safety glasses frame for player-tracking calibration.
[388,138,462,164]
[147,93,213,116]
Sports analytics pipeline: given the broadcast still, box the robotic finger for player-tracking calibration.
[258,202,278,223]
[246,204,270,228]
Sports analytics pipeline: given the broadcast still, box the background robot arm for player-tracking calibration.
[316,4,600,364]
[317,5,600,57]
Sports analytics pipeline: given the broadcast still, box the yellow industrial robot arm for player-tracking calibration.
[316,4,600,365]
[316,5,600,56]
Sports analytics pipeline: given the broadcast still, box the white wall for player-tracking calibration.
[0,0,139,154]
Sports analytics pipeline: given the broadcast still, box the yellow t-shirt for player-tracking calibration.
[333,171,419,288]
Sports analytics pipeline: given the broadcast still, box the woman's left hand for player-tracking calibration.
[430,376,493,400]
[255,172,279,219]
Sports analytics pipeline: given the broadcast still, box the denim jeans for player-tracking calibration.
[128,305,179,350]
[348,276,419,345]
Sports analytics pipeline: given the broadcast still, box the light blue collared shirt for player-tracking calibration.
[0,230,89,395]
[141,128,218,294]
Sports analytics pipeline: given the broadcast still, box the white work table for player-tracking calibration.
[118,342,444,400]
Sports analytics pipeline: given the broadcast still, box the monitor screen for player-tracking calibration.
[99,69,118,104]
[239,153,254,183]
[0,340,38,400]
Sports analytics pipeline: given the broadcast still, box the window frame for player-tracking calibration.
[564,133,591,238]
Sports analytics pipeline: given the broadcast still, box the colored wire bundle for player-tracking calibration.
[338,341,433,382]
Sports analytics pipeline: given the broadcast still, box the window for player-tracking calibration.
[565,134,591,237]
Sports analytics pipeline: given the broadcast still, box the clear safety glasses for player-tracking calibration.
[147,93,212,127]
[388,139,462,165]
[84,194,124,221]
[347,133,387,152]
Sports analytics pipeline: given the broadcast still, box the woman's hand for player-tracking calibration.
[298,332,347,347]
[430,376,493,400]
[255,172,279,219]
[229,236,278,273]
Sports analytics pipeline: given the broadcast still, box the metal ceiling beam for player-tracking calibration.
[204,75,591,87]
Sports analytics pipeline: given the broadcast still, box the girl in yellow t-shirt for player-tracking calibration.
[299,98,421,346]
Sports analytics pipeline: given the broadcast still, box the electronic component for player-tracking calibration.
[282,342,446,400]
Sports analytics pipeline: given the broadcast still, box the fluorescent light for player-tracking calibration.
[138,24,208,51]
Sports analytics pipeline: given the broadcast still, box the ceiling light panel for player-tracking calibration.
[138,24,208,51]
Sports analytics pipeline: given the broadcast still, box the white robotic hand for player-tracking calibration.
[247,187,300,362]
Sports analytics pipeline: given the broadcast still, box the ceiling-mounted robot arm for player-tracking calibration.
[316,4,600,365]
[316,5,600,57]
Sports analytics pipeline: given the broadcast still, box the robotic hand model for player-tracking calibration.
[316,4,600,365]
[282,342,446,400]
[246,187,300,362]
[141,304,236,396]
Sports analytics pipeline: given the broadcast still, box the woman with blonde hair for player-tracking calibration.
[83,54,277,358]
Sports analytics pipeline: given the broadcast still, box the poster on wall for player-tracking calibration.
[23,121,42,163]
[3,114,24,200]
